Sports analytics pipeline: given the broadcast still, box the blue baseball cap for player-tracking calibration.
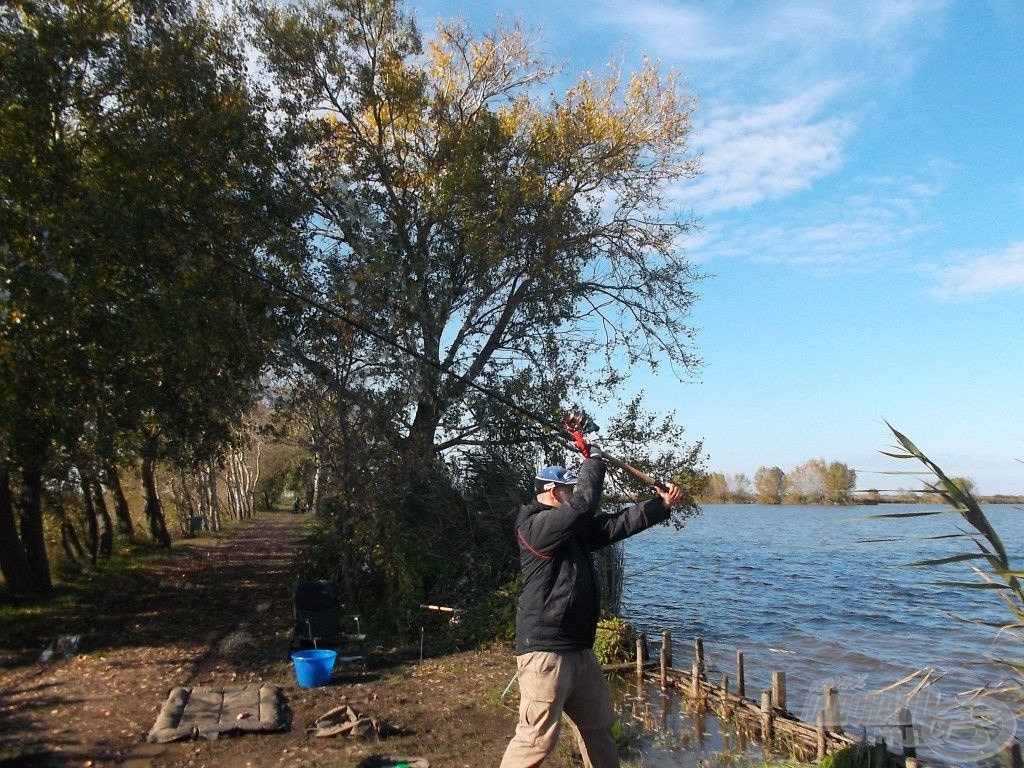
[535,466,578,489]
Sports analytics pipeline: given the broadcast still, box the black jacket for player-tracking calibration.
[513,458,671,654]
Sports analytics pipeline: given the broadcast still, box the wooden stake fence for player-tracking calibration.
[627,633,901,763]
[602,631,1019,767]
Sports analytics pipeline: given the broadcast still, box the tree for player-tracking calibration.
[754,466,785,504]
[252,0,705,630]
[0,0,300,592]
[0,0,107,592]
[731,473,752,502]
[784,459,827,504]
[699,472,730,503]
[254,0,703,463]
[824,461,857,504]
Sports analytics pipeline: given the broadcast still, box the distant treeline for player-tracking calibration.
[695,459,857,505]
[692,459,1023,505]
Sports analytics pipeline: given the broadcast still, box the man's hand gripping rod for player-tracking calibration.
[563,411,669,492]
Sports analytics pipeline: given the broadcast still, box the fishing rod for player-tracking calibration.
[599,454,668,492]
[563,411,669,491]
[215,255,671,490]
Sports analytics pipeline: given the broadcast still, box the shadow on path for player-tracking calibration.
[0,511,312,766]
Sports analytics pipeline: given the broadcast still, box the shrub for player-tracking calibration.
[593,615,636,664]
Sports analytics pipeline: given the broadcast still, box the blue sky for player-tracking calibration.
[411,0,1024,495]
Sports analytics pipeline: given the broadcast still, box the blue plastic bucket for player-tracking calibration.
[291,649,337,687]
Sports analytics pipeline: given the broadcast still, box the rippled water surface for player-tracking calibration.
[615,504,1024,765]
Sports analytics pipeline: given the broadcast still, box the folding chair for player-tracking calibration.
[289,580,366,667]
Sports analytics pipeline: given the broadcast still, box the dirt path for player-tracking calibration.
[0,511,546,768]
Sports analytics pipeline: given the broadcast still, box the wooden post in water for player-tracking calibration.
[897,706,917,766]
[636,633,646,677]
[771,671,786,712]
[816,710,827,760]
[662,629,672,666]
[873,736,888,768]
[691,662,701,700]
[760,690,773,741]
[659,682,668,731]
[659,640,668,691]
[694,636,705,680]
[1002,741,1023,768]
[824,686,841,733]
[736,651,745,698]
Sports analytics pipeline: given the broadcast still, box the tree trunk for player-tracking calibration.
[175,468,199,536]
[229,448,254,519]
[407,397,441,460]
[226,452,243,520]
[207,464,221,532]
[103,464,134,538]
[141,453,171,548]
[91,476,114,559]
[0,463,35,593]
[196,467,211,532]
[248,441,261,519]
[17,467,53,593]
[81,475,100,565]
[309,451,321,516]
[60,518,87,562]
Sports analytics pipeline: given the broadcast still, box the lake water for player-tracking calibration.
[616,503,1023,766]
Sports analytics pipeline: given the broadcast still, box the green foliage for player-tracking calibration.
[610,718,632,751]
[0,0,306,593]
[819,742,897,768]
[246,0,710,640]
[254,0,706,468]
[754,466,786,504]
[872,423,1024,708]
[698,459,856,506]
[824,461,858,504]
[593,615,637,665]
[454,576,521,647]
[1,0,288,461]
[598,396,706,528]
[251,442,306,510]
[878,423,1021,613]
[780,459,856,504]
[4,0,710,616]
[290,441,533,643]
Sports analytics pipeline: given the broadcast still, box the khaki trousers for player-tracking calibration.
[499,648,619,768]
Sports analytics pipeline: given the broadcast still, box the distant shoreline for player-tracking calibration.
[853,494,1024,505]
[679,496,1024,506]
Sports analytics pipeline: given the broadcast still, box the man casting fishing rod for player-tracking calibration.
[500,443,684,768]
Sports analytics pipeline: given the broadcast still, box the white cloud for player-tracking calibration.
[928,243,1024,298]
[686,166,946,270]
[598,0,946,70]
[596,0,952,218]
[676,85,854,213]
[597,0,956,218]
[596,0,948,90]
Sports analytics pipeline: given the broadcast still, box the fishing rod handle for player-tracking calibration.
[602,454,669,492]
